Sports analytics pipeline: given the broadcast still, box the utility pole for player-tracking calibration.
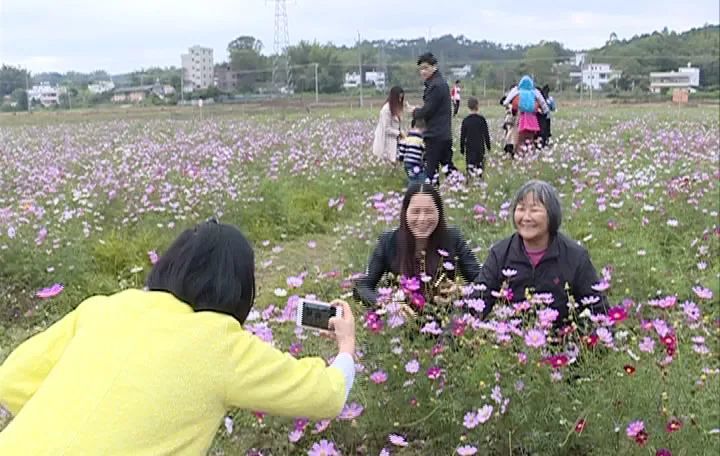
[25,68,30,112]
[357,31,363,107]
[589,56,593,102]
[314,63,319,104]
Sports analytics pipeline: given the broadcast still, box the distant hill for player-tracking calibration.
[588,25,719,89]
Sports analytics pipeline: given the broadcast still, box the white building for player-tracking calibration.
[28,82,64,107]
[650,64,700,93]
[88,80,115,94]
[365,71,386,90]
[574,53,587,67]
[569,63,621,90]
[343,72,361,89]
[450,64,472,79]
[181,45,214,91]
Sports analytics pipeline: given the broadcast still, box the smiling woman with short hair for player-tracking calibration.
[476,180,608,324]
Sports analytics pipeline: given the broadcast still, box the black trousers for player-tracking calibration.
[424,138,456,185]
[466,148,485,177]
[452,100,460,116]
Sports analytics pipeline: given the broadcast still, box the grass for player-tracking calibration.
[0,103,718,455]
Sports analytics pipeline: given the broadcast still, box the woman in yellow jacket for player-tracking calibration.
[0,220,357,455]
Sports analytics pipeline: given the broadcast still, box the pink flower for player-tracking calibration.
[370,370,388,384]
[639,337,655,353]
[307,439,339,456]
[502,268,517,277]
[457,445,478,455]
[656,449,672,456]
[312,420,331,434]
[337,402,364,420]
[405,359,420,374]
[438,249,449,257]
[36,283,64,299]
[524,329,546,348]
[692,286,713,300]
[537,308,559,327]
[476,404,493,423]
[626,420,645,438]
[148,250,159,264]
[388,434,408,447]
[288,429,304,443]
[463,411,480,429]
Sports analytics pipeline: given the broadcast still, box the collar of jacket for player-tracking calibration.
[424,70,442,87]
[508,232,561,265]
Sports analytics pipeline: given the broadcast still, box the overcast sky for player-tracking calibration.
[1,0,718,74]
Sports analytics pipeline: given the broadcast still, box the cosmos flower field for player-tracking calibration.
[0,105,718,455]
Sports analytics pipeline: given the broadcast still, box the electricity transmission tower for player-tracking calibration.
[271,0,293,94]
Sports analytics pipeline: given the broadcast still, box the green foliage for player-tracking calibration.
[0,65,30,97]
[591,25,720,89]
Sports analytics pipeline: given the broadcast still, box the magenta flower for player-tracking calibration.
[370,370,388,384]
[426,366,442,380]
[36,283,64,299]
[608,306,627,323]
[307,439,339,456]
[656,449,672,456]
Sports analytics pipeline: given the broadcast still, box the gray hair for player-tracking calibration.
[510,180,563,235]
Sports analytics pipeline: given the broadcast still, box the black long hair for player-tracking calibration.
[146,220,256,324]
[386,86,404,119]
[393,183,450,278]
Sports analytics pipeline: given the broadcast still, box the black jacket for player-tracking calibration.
[476,233,608,322]
[413,71,452,141]
[353,226,481,307]
[460,114,491,161]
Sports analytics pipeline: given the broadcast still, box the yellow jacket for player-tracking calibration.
[0,289,347,455]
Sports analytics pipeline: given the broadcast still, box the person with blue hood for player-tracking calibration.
[503,75,549,153]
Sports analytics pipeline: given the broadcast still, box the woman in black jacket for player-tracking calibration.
[476,180,608,323]
[354,183,482,308]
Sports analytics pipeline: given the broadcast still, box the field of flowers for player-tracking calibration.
[0,104,719,455]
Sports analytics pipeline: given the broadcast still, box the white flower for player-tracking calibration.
[274,288,288,297]
[501,268,517,278]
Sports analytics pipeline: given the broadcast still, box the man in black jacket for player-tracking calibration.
[413,52,455,185]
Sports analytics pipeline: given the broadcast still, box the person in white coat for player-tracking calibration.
[373,86,405,162]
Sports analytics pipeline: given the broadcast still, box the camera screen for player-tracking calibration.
[301,302,337,330]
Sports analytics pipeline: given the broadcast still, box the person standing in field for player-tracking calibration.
[413,52,455,186]
[373,86,406,162]
[451,80,462,117]
[460,96,491,179]
[502,75,549,154]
